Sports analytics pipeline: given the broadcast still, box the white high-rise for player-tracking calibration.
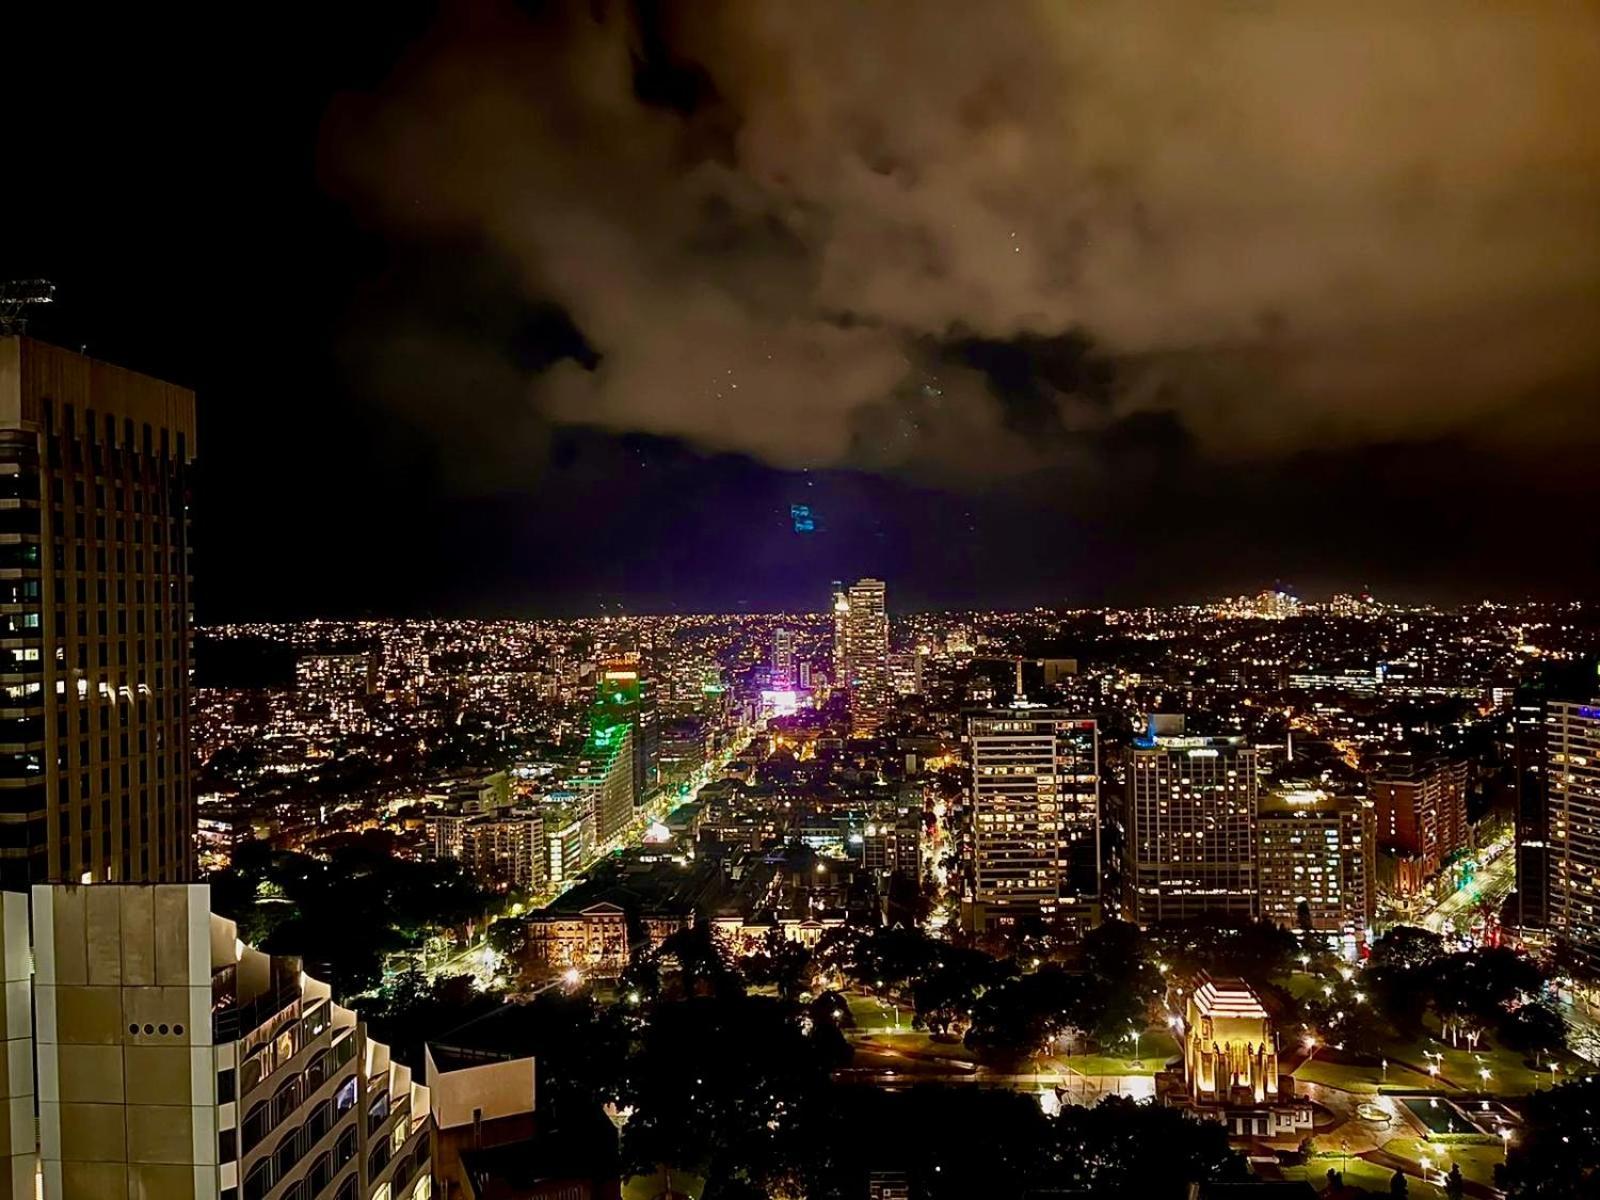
[1125,717,1259,925]
[1547,699,1600,971]
[962,706,1100,934]
[840,580,890,737]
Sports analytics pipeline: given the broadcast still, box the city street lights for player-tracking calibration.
[1500,1128,1512,1161]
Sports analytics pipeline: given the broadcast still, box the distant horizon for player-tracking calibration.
[193,591,1598,626]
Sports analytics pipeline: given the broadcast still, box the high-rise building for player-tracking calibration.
[830,582,848,690]
[843,579,890,737]
[1125,717,1258,925]
[1511,660,1597,930]
[961,705,1100,934]
[1513,683,1551,929]
[1368,757,1469,893]
[771,627,795,689]
[862,808,923,884]
[0,884,431,1200]
[1256,786,1374,951]
[572,721,635,849]
[1546,699,1600,971]
[0,336,196,889]
[593,664,656,805]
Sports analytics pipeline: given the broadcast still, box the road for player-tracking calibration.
[414,727,757,987]
[1417,839,1515,937]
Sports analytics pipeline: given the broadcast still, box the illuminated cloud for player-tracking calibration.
[325,0,1600,476]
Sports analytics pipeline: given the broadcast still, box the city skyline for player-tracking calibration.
[2,4,1598,620]
[2,4,1599,1198]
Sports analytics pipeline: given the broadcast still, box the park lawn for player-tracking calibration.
[1280,1158,1445,1199]
[1292,1056,1439,1095]
[854,1031,976,1065]
[844,991,909,1032]
[1377,1032,1587,1095]
[1382,1136,1502,1188]
[1061,1029,1180,1077]
[1284,971,1329,1002]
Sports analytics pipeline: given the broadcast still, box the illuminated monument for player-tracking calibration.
[1161,972,1313,1138]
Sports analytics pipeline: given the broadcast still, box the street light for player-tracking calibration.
[1500,1128,1512,1161]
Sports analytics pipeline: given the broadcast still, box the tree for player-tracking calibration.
[1390,1167,1409,1197]
[1444,1163,1465,1199]
[1496,1074,1600,1199]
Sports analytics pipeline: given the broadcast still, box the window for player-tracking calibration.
[368,1141,390,1178]
[333,1075,357,1114]
[242,1159,273,1200]
[333,1127,356,1171]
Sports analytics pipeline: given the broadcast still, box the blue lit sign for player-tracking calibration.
[790,504,816,533]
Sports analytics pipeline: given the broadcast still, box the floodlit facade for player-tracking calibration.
[961,707,1099,934]
[1165,972,1312,1138]
[0,336,197,887]
[1256,787,1374,951]
[1547,700,1600,971]
[0,883,430,1200]
[1125,719,1258,925]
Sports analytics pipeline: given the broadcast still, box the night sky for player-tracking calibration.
[5,2,1598,619]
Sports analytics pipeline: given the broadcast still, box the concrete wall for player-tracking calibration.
[33,884,217,1200]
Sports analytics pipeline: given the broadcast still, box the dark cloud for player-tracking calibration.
[324,0,1600,479]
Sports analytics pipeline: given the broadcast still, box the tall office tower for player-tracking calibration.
[1510,660,1598,930]
[573,719,635,849]
[797,660,812,690]
[0,336,196,889]
[771,626,795,689]
[1256,787,1375,952]
[961,705,1100,935]
[594,663,656,805]
[830,581,849,688]
[1367,757,1469,892]
[1547,699,1600,971]
[3,884,431,1200]
[1513,683,1551,929]
[1124,717,1259,925]
[845,578,890,737]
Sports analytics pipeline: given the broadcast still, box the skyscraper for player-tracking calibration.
[0,336,196,889]
[593,663,656,806]
[1546,699,1600,971]
[771,626,795,689]
[830,581,848,688]
[961,705,1100,935]
[1125,717,1258,925]
[843,579,889,737]
[1256,786,1374,951]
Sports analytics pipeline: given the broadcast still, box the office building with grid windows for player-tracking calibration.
[0,336,195,888]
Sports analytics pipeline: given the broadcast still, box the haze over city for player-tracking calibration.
[0,3,1598,1200]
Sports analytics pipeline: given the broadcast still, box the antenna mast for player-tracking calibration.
[0,281,56,335]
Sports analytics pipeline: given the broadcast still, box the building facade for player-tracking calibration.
[0,336,196,888]
[572,723,635,851]
[0,883,430,1200]
[961,707,1099,934]
[1368,756,1469,889]
[1546,700,1600,971]
[770,627,794,690]
[1125,720,1258,925]
[1256,787,1374,951]
[841,579,889,738]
